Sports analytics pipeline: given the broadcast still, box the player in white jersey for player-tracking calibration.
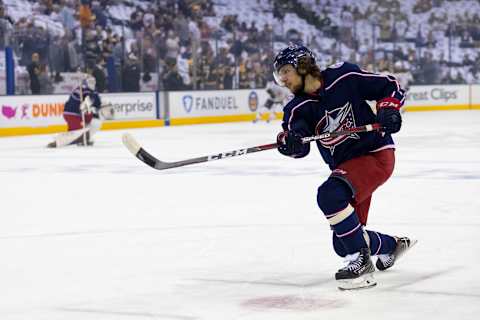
[253,81,291,123]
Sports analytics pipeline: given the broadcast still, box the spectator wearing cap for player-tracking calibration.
[122,53,141,92]
[163,60,186,91]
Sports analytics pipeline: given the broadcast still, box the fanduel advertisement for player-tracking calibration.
[169,89,268,118]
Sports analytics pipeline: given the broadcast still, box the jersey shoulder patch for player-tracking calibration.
[322,61,362,86]
[327,61,345,69]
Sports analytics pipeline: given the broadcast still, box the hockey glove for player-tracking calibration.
[376,98,402,134]
[277,131,310,158]
[99,103,115,120]
[80,96,94,114]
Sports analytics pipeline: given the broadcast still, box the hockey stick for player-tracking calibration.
[122,123,382,171]
[79,80,87,146]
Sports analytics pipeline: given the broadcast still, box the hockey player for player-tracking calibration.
[253,81,290,123]
[273,45,416,290]
[47,76,112,148]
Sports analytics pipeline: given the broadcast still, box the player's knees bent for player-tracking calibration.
[316,178,352,215]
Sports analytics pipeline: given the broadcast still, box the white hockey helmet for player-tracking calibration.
[84,75,96,90]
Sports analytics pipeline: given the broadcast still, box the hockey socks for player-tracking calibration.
[317,178,368,254]
[333,230,397,257]
[328,205,369,253]
[366,230,397,256]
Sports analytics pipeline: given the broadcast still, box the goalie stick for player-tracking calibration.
[122,123,382,171]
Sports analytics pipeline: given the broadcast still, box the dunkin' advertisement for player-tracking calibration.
[0,95,69,127]
[0,92,158,128]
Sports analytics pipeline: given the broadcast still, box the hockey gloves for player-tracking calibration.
[376,98,402,134]
[277,131,310,158]
[80,96,94,114]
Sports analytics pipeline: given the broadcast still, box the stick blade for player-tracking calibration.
[122,133,141,156]
[122,132,173,170]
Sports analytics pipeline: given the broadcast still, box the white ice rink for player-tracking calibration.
[1,110,479,320]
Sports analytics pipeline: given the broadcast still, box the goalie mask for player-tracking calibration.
[273,45,316,86]
[83,76,96,90]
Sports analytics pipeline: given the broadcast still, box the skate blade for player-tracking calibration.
[397,239,418,261]
[410,239,418,248]
[337,273,377,291]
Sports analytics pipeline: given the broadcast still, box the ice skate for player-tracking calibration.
[74,132,94,146]
[46,141,57,148]
[335,248,377,290]
[77,139,94,147]
[376,237,418,271]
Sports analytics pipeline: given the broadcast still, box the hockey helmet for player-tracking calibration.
[83,75,96,90]
[273,44,316,85]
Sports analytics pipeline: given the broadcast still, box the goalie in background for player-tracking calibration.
[47,76,114,148]
[253,81,290,123]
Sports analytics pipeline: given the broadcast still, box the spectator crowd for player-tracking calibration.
[0,0,479,95]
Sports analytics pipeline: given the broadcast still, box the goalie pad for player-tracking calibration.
[99,103,115,120]
[48,128,89,148]
[88,118,102,137]
[47,118,103,148]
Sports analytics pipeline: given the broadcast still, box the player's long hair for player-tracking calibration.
[297,56,322,80]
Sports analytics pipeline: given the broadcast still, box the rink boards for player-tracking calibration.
[404,84,480,112]
[0,85,479,137]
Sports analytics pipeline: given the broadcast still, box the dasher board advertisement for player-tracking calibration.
[0,92,157,129]
[168,89,269,118]
[0,94,69,128]
[101,92,157,120]
[405,85,469,110]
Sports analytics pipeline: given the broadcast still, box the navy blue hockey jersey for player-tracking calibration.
[281,62,405,169]
[63,85,102,116]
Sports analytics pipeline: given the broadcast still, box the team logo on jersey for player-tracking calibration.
[182,95,193,113]
[315,102,359,155]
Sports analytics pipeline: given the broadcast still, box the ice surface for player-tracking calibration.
[1,111,479,320]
